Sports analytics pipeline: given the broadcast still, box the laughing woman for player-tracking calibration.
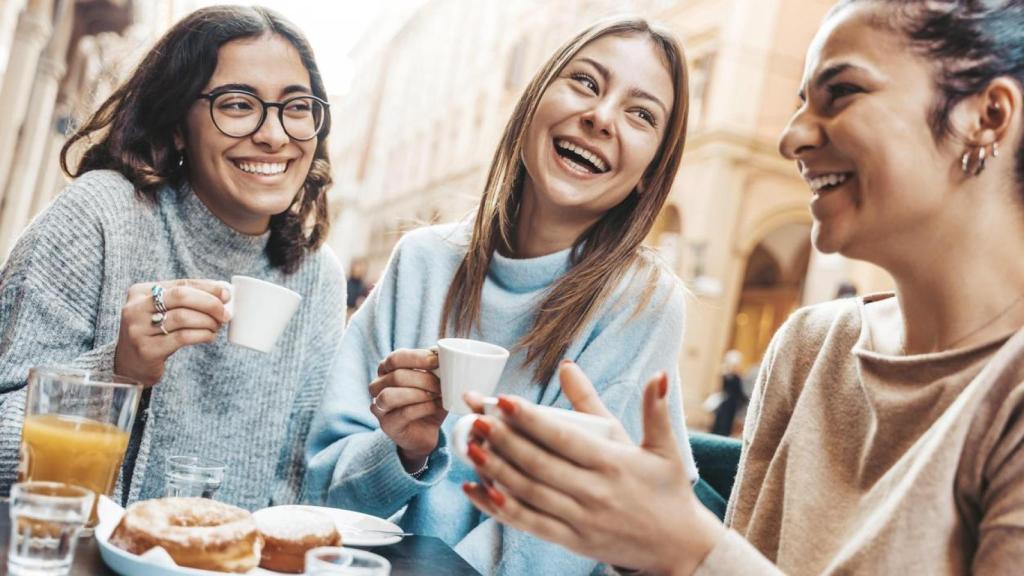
[304,18,697,576]
[0,6,344,509]
[463,1,1024,574]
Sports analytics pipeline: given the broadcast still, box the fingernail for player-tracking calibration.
[223,310,233,323]
[467,442,488,467]
[497,396,518,415]
[220,288,231,302]
[658,372,669,399]
[472,417,491,437]
[487,486,506,507]
[560,359,573,366]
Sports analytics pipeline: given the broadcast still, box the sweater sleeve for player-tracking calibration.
[0,176,125,490]
[690,328,789,576]
[971,424,1024,573]
[271,247,348,505]
[302,236,452,514]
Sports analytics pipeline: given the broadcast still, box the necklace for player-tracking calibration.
[942,292,1024,350]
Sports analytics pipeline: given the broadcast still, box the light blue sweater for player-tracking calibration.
[304,223,697,576]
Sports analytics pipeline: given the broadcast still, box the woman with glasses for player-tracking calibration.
[0,5,343,510]
[305,17,697,575]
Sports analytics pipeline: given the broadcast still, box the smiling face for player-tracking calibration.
[778,3,961,260]
[180,34,317,235]
[520,33,675,224]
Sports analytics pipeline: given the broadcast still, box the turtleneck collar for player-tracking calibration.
[489,247,573,293]
[165,181,271,275]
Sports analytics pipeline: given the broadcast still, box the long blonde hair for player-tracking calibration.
[440,17,690,384]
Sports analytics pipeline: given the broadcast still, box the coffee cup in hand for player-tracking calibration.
[224,275,301,353]
[451,397,617,466]
[432,338,509,415]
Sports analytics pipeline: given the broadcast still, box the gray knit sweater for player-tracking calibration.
[0,170,345,510]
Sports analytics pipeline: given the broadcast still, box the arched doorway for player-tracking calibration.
[729,223,811,370]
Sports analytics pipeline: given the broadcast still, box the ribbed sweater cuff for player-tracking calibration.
[70,341,118,375]
[692,529,783,576]
[328,429,452,509]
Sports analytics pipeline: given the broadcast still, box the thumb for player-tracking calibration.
[559,361,614,418]
[641,371,678,455]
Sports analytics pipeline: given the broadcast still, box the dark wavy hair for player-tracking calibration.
[60,5,332,274]
[834,0,1024,189]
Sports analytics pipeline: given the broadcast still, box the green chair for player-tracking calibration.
[690,432,742,520]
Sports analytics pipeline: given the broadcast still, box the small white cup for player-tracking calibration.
[451,397,617,465]
[432,338,509,415]
[224,275,302,353]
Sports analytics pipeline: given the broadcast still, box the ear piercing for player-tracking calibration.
[961,142,999,176]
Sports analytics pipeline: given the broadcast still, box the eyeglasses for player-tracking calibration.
[198,89,329,142]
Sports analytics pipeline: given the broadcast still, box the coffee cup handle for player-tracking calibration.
[451,414,475,465]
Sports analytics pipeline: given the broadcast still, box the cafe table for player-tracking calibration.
[0,500,481,576]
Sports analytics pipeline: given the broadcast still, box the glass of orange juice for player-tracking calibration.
[18,367,142,535]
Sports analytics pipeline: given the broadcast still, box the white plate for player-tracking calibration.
[96,505,402,575]
[278,505,403,547]
[97,530,283,575]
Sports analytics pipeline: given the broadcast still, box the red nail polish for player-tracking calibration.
[472,417,491,437]
[462,482,476,494]
[658,372,669,399]
[467,442,488,467]
[497,396,517,415]
[487,486,506,507]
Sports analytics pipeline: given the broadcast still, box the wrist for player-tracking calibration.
[661,502,726,576]
[398,448,429,474]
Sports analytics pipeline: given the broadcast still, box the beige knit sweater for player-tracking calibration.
[694,294,1024,575]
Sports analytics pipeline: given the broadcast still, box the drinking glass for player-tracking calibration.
[7,481,94,576]
[304,546,391,575]
[19,367,142,534]
[163,455,226,498]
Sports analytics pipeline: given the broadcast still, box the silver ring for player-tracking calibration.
[372,394,386,413]
[151,285,168,314]
[150,312,165,325]
[159,323,169,336]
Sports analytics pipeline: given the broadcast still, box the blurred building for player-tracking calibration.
[0,0,196,257]
[325,0,894,424]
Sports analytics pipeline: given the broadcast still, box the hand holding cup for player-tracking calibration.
[114,279,232,386]
[370,348,447,473]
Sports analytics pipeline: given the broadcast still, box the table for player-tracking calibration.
[0,501,481,575]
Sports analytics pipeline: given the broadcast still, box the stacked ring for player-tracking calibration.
[152,285,168,314]
[151,312,168,335]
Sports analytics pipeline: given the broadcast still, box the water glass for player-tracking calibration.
[19,367,142,533]
[304,546,391,575]
[164,455,226,498]
[7,481,94,576]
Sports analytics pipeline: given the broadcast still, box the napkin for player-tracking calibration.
[96,495,181,567]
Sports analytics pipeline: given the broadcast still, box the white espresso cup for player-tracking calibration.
[451,397,617,465]
[224,275,302,353]
[432,338,509,415]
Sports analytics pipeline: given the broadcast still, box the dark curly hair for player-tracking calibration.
[834,0,1024,190]
[60,5,332,274]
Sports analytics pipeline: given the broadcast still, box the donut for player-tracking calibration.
[109,497,261,573]
[253,506,342,573]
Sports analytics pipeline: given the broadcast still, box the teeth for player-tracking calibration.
[236,161,287,175]
[808,172,849,193]
[555,139,608,173]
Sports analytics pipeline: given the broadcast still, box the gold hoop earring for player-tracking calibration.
[961,145,989,176]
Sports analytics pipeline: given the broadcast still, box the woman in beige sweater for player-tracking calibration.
[459,1,1024,574]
